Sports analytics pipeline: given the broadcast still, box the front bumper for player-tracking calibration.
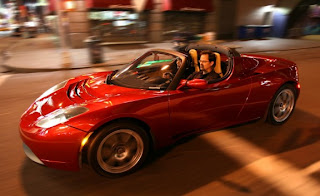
[23,143,44,165]
[19,123,89,171]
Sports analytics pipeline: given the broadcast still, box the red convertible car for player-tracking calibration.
[20,44,300,177]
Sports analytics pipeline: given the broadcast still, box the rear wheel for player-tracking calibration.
[267,84,297,125]
[87,122,150,177]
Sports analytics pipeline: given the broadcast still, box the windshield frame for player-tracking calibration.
[111,49,187,91]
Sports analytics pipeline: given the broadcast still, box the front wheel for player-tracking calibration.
[87,122,150,177]
[267,84,297,125]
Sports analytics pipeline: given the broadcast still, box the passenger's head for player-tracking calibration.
[199,50,215,74]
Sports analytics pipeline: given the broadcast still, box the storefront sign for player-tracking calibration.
[86,0,153,10]
[163,0,213,12]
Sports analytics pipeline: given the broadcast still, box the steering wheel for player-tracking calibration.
[162,72,174,80]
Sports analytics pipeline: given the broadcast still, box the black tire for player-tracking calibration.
[267,84,297,125]
[87,121,150,177]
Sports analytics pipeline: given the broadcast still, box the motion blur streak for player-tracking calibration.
[0,75,11,86]
[303,160,320,175]
[188,131,320,196]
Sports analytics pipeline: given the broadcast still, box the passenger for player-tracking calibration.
[187,50,220,82]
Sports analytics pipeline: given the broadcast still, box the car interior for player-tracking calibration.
[185,49,229,80]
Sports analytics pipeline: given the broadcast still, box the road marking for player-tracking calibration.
[0,74,12,86]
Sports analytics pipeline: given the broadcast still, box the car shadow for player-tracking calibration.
[20,108,320,195]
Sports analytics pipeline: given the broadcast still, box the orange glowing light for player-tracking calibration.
[64,0,76,11]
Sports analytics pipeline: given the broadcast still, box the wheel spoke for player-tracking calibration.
[286,97,293,106]
[114,132,131,143]
[102,142,112,150]
[125,135,135,144]
[127,137,137,149]
[124,156,132,163]
[280,93,286,102]
[275,97,282,105]
[274,107,281,116]
[115,133,123,143]
[128,144,138,156]
[106,155,117,166]
[101,145,112,159]
[118,156,131,166]
[106,135,118,146]
[121,133,132,143]
[102,152,111,162]
[282,93,288,102]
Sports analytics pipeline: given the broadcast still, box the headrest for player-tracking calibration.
[189,49,200,72]
[213,52,223,78]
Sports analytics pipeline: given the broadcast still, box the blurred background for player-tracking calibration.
[1,1,320,196]
[0,0,319,46]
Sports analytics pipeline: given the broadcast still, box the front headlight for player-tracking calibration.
[36,80,68,101]
[36,106,88,128]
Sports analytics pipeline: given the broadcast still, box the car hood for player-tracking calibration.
[22,71,152,120]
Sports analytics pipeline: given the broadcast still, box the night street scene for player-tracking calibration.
[1,0,320,195]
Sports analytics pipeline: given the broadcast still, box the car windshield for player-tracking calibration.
[110,51,182,90]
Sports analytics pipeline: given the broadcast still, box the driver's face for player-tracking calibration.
[199,54,214,73]
[177,59,182,69]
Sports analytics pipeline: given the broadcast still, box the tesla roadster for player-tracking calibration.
[19,44,300,177]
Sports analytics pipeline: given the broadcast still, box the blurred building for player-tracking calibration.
[53,0,217,48]
[285,0,320,37]
[40,0,319,48]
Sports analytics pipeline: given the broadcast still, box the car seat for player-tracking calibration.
[189,49,200,72]
[213,52,223,78]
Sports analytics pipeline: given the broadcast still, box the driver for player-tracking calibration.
[187,50,220,82]
[161,58,182,81]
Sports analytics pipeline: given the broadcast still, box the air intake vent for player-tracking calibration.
[67,79,95,102]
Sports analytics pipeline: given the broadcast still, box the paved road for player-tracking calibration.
[0,34,19,73]
[0,48,320,196]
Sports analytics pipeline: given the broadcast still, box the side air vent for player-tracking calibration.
[67,79,95,102]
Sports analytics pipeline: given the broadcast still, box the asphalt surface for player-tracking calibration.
[0,34,19,73]
[0,36,320,196]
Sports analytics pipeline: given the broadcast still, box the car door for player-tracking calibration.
[168,75,252,139]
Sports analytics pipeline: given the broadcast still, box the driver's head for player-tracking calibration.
[199,50,215,74]
[176,58,182,69]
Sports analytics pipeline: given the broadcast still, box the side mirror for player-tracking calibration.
[177,79,208,90]
[177,79,187,90]
[187,79,208,89]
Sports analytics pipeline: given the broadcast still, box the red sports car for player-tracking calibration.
[19,44,300,177]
